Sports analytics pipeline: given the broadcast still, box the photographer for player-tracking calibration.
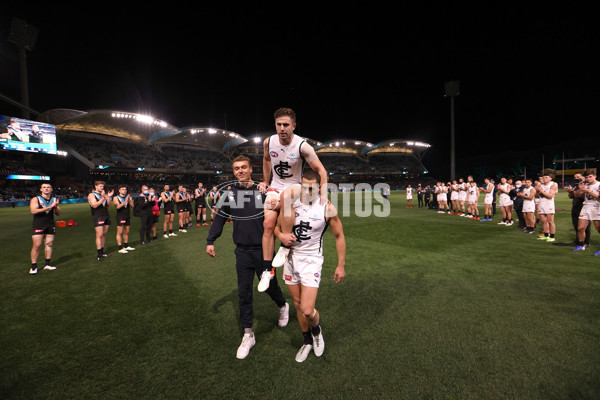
[135,185,155,245]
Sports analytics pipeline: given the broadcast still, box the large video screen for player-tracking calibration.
[0,115,57,155]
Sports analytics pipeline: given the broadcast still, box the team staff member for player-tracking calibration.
[113,185,135,253]
[206,155,289,360]
[30,183,61,275]
[274,169,346,362]
[88,181,113,261]
[135,185,155,245]
[161,184,177,238]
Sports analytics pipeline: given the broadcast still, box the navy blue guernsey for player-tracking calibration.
[206,182,265,248]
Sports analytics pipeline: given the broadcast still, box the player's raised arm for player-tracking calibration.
[260,138,271,193]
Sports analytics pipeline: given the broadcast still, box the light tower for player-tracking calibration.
[7,18,39,120]
[444,80,460,180]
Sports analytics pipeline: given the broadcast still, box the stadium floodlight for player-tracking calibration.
[253,137,261,143]
[7,18,39,120]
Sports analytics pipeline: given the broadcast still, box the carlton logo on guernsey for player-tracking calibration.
[268,133,306,190]
[290,198,328,256]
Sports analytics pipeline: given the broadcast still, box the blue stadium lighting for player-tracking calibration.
[137,167,145,171]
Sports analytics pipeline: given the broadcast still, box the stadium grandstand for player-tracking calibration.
[1,107,435,205]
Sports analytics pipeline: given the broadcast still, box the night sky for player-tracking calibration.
[0,5,595,174]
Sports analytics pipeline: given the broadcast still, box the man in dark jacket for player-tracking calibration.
[206,155,289,360]
[135,185,155,245]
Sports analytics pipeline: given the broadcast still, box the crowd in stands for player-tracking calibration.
[59,136,229,171]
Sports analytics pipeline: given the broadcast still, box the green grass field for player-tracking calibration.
[1,191,599,400]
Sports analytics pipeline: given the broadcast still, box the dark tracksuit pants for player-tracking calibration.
[235,246,286,329]
[139,213,153,242]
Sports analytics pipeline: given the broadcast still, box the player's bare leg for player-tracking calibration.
[258,195,279,292]
[273,185,302,267]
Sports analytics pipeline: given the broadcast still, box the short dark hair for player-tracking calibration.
[232,155,252,166]
[274,107,296,123]
[583,169,596,176]
[302,169,321,185]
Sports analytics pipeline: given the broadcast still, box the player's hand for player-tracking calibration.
[206,245,216,258]
[108,189,114,197]
[258,181,269,194]
[334,266,345,283]
[278,233,297,247]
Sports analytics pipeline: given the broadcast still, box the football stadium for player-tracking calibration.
[2,10,600,400]
[2,106,600,399]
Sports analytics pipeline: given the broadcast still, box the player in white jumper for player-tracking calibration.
[457,178,467,216]
[497,177,514,225]
[479,177,494,221]
[535,172,558,242]
[274,169,345,362]
[406,185,413,208]
[258,108,328,292]
[517,178,537,233]
[572,169,600,253]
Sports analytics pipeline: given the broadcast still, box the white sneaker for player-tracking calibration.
[257,269,274,292]
[312,328,325,357]
[179,229,187,233]
[118,249,128,254]
[498,221,506,225]
[272,246,290,268]
[236,333,255,359]
[29,267,38,275]
[163,234,169,238]
[169,232,177,237]
[125,246,135,251]
[278,303,289,327]
[295,344,313,363]
[43,265,57,271]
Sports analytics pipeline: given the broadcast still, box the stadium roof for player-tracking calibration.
[233,134,325,152]
[155,127,247,153]
[317,139,376,155]
[366,139,431,158]
[37,109,181,143]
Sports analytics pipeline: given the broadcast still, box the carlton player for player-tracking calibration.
[480,177,495,221]
[573,169,600,253]
[274,169,345,362]
[535,173,558,242]
[406,184,413,208]
[88,181,113,261]
[457,178,468,216]
[30,183,61,275]
[257,108,328,292]
[113,185,136,254]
